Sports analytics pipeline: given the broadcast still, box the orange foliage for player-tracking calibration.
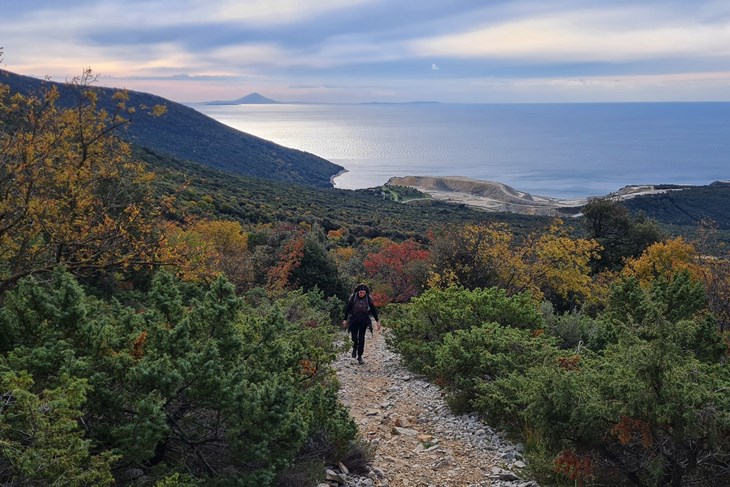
[327,228,347,240]
[555,450,593,487]
[131,331,148,360]
[611,416,653,448]
[267,236,305,291]
[299,359,318,378]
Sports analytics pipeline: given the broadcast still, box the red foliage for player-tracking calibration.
[611,415,653,448]
[557,354,581,371]
[364,239,429,303]
[555,449,593,487]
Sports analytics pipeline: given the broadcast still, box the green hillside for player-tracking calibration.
[0,68,341,187]
[623,182,730,229]
[139,146,550,240]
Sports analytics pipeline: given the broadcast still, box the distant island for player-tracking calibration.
[200,93,441,106]
[203,92,279,105]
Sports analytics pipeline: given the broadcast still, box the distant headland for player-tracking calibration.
[385,176,719,216]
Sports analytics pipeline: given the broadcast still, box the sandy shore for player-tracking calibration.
[387,176,586,216]
[386,176,689,216]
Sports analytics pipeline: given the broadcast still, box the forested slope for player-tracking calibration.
[0,68,342,187]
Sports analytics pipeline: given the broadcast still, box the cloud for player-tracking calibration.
[432,63,439,70]
[409,6,730,63]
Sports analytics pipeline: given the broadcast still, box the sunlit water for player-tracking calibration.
[192,102,730,199]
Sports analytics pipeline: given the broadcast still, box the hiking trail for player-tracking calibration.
[329,328,540,487]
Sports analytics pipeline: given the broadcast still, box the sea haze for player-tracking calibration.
[192,102,730,199]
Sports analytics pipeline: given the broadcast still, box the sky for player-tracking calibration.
[2,0,730,104]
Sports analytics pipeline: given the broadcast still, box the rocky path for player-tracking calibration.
[327,329,539,487]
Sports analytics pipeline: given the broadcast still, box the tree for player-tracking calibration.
[621,237,702,287]
[582,198,663,272]
[428,221,600,309]
[163,219,254,289]
[364,239,430,304]
[695,220,730,332]
[0,372,117,486]
[0,69,168,294]
[428,223,515,290]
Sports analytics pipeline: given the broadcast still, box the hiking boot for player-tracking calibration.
[351,348,357,358]
[358,356,364,365]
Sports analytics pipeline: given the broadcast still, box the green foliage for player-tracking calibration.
[540,302,606,351]
[432,323,556,414]
[140,146,552,243]
[606,273,725,363]
[582,198,663,272]
[386,286,542,374]
[624,183,730,231]
[0,270,356,486]
[0,372,117,486]
[290,229,348,299]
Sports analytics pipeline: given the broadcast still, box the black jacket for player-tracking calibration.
[343,285,378,322]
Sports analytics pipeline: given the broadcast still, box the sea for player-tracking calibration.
[192,102,730,199]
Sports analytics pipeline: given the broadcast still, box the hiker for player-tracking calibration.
[342,283,380,364]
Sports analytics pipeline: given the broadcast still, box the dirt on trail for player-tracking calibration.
[332,328,538,487]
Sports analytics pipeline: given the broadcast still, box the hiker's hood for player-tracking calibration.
[354,283,369,294]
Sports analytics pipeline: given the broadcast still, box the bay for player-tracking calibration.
[192,102,730,199]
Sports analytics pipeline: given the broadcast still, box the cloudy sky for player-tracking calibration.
[2,0,730,103]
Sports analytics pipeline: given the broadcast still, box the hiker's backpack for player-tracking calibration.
[353,296,369,314]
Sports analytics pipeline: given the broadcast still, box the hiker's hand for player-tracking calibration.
[341,320,348,329]
[375,321,381,331]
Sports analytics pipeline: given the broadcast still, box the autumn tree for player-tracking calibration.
[428,223,514,290]
[364,238,430,304]
[163,219,254,289]
[621,237,702,286]
[428,221,600,310]
[511,220,601,309]
[0,69,167,294]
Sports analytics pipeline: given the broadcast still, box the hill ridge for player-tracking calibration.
[0,69,340,187]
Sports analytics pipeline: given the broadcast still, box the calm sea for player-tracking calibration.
[192,102,730,199]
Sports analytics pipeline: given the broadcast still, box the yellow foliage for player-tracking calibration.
[429,220,601,306]
[160,219,253,287]
[0,70,169,293]
[334,247,356,262]
[622,237,702,286]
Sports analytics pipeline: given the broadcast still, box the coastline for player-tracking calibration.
[384,175,697,216]
[330,168,349,187]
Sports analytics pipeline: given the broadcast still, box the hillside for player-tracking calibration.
[0,69,340,187]
[139,148,552,240]
[622,181,730,229]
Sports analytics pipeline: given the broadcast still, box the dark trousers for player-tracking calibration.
[349,315,370,358]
